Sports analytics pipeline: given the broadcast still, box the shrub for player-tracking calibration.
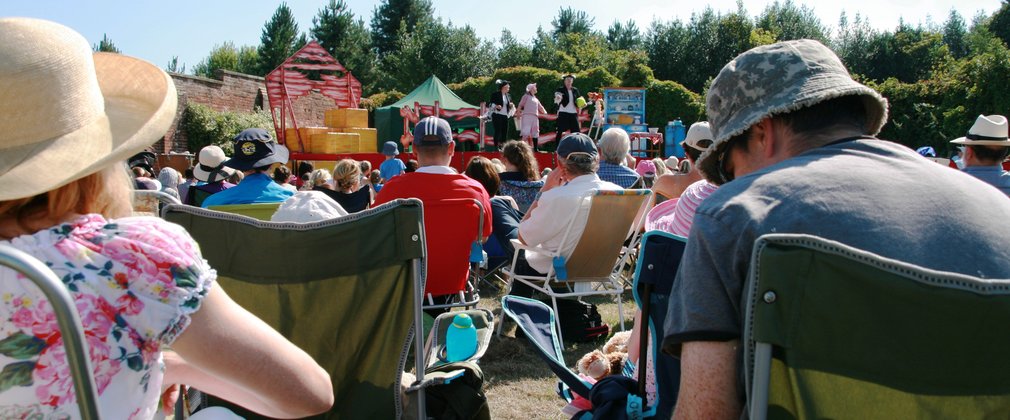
[183,103,273,155]
[645,80,706,128]
[360,90,405,111]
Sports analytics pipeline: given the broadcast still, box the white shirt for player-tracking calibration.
[493,93,511,116]
[416,165,457,174]
[560,89,577,114]
[518,174,622,274]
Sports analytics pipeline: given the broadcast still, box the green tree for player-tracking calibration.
[607,20,643,50]
[497,29,533,68]
[311,0,376,91]
[834,12,877,76]
[530,26,577,71]
[93,34,120,53]
[864,23,950,82]
[942,9,969,59]
[193,42,259,78]
[988,0,1010,47]
[257,2,302,76]
[166,56,186,74]
[645,19,690,84]
[370,0,433,56]
[377,19,495,92]
[551,7,595,39]
[756,0,828,42]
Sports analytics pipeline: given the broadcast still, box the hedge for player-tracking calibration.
[183,103,273,155]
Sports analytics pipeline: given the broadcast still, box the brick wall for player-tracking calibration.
[158,69,336,153]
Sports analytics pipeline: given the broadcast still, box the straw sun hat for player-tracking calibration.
[0,18,177,201]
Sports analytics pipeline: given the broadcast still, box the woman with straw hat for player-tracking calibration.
[0,18,332,417]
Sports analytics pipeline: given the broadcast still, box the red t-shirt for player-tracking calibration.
[374,172,493,296]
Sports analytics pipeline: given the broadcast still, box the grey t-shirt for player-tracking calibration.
[665,139,1010,351]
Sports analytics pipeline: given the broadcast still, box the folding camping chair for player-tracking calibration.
[498,179,544,214]
[744,234,1010,420]
[420,198,485,311]
[501,296,651,418]
[0,244,101,419]
[206,202,282,221]
[164,199,428,419]
[499,189,652,346]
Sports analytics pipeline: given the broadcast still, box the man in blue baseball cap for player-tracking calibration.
[491,133,621,297]
[201,128,295,207]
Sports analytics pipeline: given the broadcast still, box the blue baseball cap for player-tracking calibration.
[413,116,453,146]
[556,133,598,160]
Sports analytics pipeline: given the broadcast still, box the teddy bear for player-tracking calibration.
[576,349,610,381]
[603,330,631,354]
[603,331,631,374]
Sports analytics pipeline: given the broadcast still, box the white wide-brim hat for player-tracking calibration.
[950,114,1010,146]
[193,145,237,183]
[0,18,178,201]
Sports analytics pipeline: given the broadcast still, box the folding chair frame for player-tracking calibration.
[497,189,652,345]
[0,244,101,419]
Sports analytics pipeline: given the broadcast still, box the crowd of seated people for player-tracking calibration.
[10,16,1010,420]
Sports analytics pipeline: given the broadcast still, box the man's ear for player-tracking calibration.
[750,118,778,158]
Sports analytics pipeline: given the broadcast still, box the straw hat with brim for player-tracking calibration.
[193,145,237,183]
[0,18,177,201]
[223,128,290,171]
[697,39,888,185]
[950,115,1010,146]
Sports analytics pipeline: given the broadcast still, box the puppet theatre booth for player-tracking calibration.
[374,76,483,152]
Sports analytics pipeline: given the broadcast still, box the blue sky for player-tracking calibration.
[3,0,1001,72]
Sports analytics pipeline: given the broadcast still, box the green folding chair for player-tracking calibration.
[206,202,282,221]
[744,234,1010,420]
[164,199,428,419]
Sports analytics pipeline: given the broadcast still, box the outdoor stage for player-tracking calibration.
[291,151,559,174]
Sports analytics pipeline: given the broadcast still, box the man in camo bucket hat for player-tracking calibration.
[697,39,888,185]
[664,39,1010,419]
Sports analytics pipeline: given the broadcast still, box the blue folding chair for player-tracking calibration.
[631,230,687,418]
[500,230,687,418]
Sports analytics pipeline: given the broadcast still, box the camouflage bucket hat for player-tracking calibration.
[697,39,889,185]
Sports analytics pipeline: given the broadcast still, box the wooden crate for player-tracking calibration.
[309,133,360,154]
[339,128,378,153]
[324,108,368,129]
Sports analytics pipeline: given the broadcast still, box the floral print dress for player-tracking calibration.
[0,215,214,419]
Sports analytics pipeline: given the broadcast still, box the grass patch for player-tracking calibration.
[476,284,637,419]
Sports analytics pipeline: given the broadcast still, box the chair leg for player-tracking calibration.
[551,295,564,348]
[496,273,516,337]
[617,293,626,332]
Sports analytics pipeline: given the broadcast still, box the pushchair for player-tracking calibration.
[500,230,687,418]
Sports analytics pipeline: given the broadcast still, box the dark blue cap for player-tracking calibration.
[556,133,598,160]
[224,128,289,171]
[413,117,453,146]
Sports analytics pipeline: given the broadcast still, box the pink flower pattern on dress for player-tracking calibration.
[0,215,213,418]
